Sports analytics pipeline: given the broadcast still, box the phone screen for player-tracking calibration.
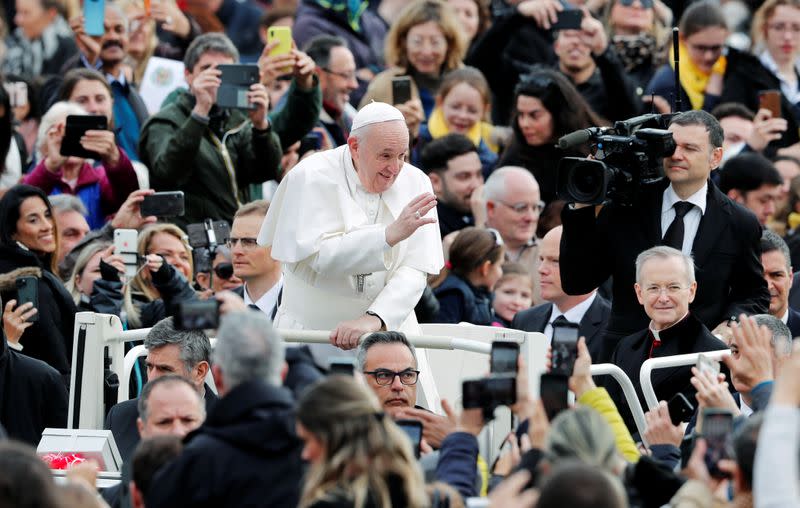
[490,341,519,375]
[551,323,579,376]
[396,420,423,458]
[540,373,569,421]
[667,393,695,426]
[702,410,734,478]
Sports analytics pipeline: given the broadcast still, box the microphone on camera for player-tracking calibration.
[557,127,606,150]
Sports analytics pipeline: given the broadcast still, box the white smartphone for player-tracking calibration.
[114,228,139,279]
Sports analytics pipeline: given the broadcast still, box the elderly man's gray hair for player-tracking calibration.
[356,331,417,372]
[483,166,535,204]
[214,311,285,388]
[137,375,204,423]
[49,194,88,216]
[753,314,793,357]
[144,317,211,374]
[635,246,696,285]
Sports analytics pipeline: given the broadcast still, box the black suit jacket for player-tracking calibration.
[510,294,611,361]
[105,384,218,463]
[561,178,769,347]
[607,314,728,433]
[787,307,800,338]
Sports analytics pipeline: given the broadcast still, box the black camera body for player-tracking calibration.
[557,114,676,206]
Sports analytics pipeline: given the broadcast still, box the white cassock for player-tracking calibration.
[257,144,444,368]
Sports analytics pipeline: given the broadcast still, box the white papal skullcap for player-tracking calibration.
[351,101,405,131]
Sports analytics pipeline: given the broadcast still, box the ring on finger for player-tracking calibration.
[414,211,421,220]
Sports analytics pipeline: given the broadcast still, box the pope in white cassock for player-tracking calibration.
[257,102,445,368]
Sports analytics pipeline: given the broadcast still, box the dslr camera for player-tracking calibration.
[556,113,676,206]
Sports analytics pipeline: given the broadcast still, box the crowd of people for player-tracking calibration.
[0,0,799,506]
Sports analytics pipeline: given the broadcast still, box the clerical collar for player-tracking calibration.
[649,311,691,341]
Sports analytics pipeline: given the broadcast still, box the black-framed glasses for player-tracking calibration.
[321,67,357,81]
[363,368,420,386]
[214,262,234,280]
[225,237,259,249]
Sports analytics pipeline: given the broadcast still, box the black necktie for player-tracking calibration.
[552,315,570,327]
[663,201,693,250]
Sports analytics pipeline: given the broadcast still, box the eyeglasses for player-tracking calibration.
[225,237,259,249]
[407,36,447,51]
[618,0,653,8]
[213,262,234,280]
[686,42,724,55]
[321,67,358,81]
[643,284,688,296]
[497,201,546,214]
[768,22,800,34]
[363,368,420,386]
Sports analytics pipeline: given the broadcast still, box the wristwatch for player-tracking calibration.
[365,311,386,330]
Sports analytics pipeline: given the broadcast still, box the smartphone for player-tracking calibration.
[667,392,695,426]
[696,353,720,378]
[396,419,423,459]
[186,220,231,249]
[60,115,108,159]
[758,90,781,118]
[143,0,150,15]
[462,376,517,409]
[267,26,293,74]
[701,409,734,479]
[551,321,580,376]
[490,341,520,375]
[15,276,39,322]
[114,228,139,279]
[140,191,185,217]
[329,358,356,375]
[551,9,583,30]
[175,300,220,330]
[83,0,105,36]
[391,76,412,105]
[217,64,260,110]
[540,373,569,421]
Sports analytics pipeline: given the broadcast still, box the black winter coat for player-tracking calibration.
[0,245,76,377]
[0,328,68,445]
[146,380,303,508]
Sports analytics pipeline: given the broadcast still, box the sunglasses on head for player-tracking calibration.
[618,0,653,8]
[214,262,234,280]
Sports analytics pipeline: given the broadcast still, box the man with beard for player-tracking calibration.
[304,35,360,148]
[419,133,483,237]
[61,4,149,160]
[552,11,640,122]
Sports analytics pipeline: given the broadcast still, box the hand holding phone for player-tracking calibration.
[267,26,293,75]
[83,0,106,36]
[60,115,109,159]
[551,321,579,376]
[539,373,569,421]
[667,393,695,426]
[114,228,139,279]
[759,90,781,118]
[396,419,423,459]
[175,300,220,330]
[140,191,185,217]
[14,277,39,322]
[700,409,734,479]
[391,77,412,105]
[491,340,520,375]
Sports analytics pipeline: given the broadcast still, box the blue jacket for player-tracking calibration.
[434,274,494,325]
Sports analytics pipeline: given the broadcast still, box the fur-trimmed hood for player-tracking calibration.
[0,267,42,293]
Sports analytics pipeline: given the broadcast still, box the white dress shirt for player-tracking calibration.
[759,50,800,106]
[243,276,283,318]
[544,292,598,344]
[661,182,708,255]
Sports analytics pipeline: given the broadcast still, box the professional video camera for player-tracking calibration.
[556,113,676,206]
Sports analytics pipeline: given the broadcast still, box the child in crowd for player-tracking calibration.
[413,66,500,176]
[491,262,533,327]
[433,227,504,325]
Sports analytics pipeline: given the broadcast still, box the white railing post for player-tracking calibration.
[639,349,730,410]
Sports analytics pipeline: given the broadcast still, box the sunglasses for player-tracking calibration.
[618,0,653,7]
[213,262,234,280]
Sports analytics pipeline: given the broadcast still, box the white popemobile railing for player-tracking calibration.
[639,349,731,410]
[68,313,650,449]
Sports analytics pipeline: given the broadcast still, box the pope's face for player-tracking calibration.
[348,121,409,194]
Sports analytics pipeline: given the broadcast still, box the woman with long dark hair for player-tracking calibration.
[0,184,76,380]
[498,68,606,205]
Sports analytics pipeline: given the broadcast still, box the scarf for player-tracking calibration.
[612,34,658,73]
[312,0,369,33]
[428,107,499,153]
[2,24,63,78]
[670,41,727,110]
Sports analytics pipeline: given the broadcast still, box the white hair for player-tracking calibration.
[213,311,285,389]
[635,246,696,285]
[483,166,537,203]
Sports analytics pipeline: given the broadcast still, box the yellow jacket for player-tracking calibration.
[578,387,641,463]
